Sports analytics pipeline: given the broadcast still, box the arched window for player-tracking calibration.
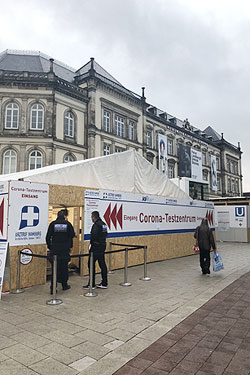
[64,112,74,137]
[29,150,43,170]
[5,103,19,129]
[30,104,44,130]
[2,150,17,174]
[64,154,75,163]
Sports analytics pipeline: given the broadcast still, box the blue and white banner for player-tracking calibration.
[8,181,49,246]
[84,190,214,240]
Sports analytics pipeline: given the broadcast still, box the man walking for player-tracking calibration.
[46,209,75,294]
[83,211,108,289]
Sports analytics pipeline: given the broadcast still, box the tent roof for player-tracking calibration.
[0,150,188,199]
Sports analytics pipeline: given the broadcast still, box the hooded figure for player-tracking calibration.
[194,218,216,275]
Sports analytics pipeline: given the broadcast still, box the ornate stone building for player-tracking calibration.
[0,50,242,198]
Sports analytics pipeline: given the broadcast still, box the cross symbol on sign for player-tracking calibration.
[22,207,39,226]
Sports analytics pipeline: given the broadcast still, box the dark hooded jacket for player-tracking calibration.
[194,220,216,252]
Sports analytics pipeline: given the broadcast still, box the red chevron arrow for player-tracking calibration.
[110,204,117,229]
[117,205,123,229]
[104,203,111,229]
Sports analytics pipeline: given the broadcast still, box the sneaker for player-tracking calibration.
[82,284,96,290]
[62,284,71,291]
[96,283,108,289]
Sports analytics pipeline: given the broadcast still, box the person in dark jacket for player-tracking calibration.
[83,211,108,289]
[46,209,75,293]
[194,218,216,275]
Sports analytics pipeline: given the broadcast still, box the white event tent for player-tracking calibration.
[0,150,188,199]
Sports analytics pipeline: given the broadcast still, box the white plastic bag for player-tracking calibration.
[213,252,224,272]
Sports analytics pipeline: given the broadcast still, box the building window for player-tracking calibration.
[2,149,17,174]
[202,152,207,165]
[64,154,75,163]
[128,120,135,141]
[235,179,239,194]
[104,111,111,132]
[146,130,152,148]
[217,177,221,191]
[104,144,111,156]
[168,164,174,178]
[115,147,125,153]
[29,150,43,170]
[5,103,19,129]
[65,112,74,137]
[227,177,231,192]
[167,139,173,155]
[216,157,220,170]
[202,170,208,181]
[30,104,44,130]
[115,115,124,137]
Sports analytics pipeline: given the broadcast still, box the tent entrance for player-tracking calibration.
[46,206,83,280]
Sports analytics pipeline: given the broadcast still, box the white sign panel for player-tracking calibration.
[215,206,247,231]
[0,182,9,242]
[84,190,214,240]
[158,134,167,175]
[191,149,202,182]
[211,155,217,191]
[8,181,49,246]
[0,242,8,298]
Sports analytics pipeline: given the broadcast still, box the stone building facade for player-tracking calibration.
[0,50,243,198]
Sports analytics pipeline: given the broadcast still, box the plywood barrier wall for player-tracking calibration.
[80,232,195,276]
[3,244,47,292]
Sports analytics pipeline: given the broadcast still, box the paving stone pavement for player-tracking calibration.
[114,269,250,375]
[0,242,250,375]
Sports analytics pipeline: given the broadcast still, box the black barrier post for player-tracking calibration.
[120,248,132,287]
[84,252,97,297]
[12,250,25,294]
[140,246,151,281]
[46,255,63,305]
[108,242,114,274]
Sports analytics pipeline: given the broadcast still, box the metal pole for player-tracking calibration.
[140,246,151,281]
[47,255,63,305]
[108,242,114,274]
[84,251,97,297]
[120,248,132,287]
[12,250,25,294]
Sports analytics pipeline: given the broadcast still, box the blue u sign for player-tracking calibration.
[235,207,245,217]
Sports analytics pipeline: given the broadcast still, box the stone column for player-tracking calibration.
[19,144,26,171]
[88,131,96,158]
[21,98,28,135]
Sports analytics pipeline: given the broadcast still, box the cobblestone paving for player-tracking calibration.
[0,242,250,374]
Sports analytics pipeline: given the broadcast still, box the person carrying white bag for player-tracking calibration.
[194,218,216,275]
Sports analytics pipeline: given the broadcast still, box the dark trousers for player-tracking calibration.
[200,249,210,274]
[50,254,70,290]
[88,247,108,286]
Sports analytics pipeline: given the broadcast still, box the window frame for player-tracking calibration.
[103,110,111,133]
[30,103,44,130]
[104,144,111,156]
[168,164,175,179]
[167,138,173,155]
[2,149,17,174]
[146,130,152,148]
[5,102,19,129]
[128,120,135,141]
[64,111,75,138]
[29,150,43,170]
[64,153,75,163]
[114,115,125,137]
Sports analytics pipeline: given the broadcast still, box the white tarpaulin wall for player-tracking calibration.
[0,150,189,199]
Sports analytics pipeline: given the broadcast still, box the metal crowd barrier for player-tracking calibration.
[12,244,151,304]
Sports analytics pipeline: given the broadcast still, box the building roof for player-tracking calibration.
[0,50,76,82]
[203,126,221,142]
[76,59,122,85]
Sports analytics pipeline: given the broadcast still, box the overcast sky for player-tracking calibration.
[1,0,250,190]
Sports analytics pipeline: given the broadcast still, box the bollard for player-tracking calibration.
[108,243,114,274]
[47,255,63,305]
[12,250,25,294]
[84,251,97,297]
[120,248,132,287]
[140,246,151,281]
